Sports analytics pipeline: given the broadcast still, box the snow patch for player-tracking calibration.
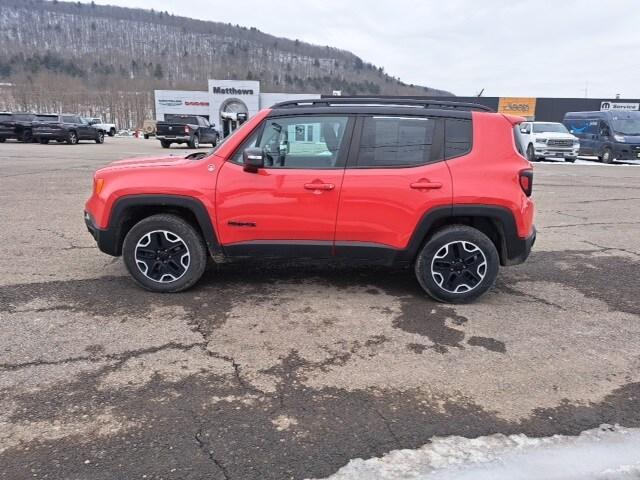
[314,425,640,480]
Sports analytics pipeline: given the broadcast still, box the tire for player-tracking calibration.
[601,147,613,164]
[95,131,105,144]
[414,225,499,304]
[0,138,5,143]
[66,131,78,145]
[39,138,49,144]
[565,157,576,163]
[526,144,536,162]
[211,135,219,147]
[108,128,116,137]
[160,140,171,148]
[122,214,207,293]
[188,135,199,149]
[21,129,33,143]
[144,134,149,140]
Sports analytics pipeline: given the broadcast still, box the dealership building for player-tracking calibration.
[155,80,640,136]
[155,79,319,137]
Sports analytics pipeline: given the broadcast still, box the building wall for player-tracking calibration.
[154,90,210,121]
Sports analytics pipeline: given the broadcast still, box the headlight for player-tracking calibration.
[535,138,547,143]
[614,134,625,142]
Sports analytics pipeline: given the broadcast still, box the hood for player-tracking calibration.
[617,134,640,143]
[534,131,577,140]
[101,155,194,171]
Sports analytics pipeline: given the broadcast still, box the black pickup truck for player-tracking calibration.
[32,114,104,144]
[0,112,37,142]
[156,115,220,149]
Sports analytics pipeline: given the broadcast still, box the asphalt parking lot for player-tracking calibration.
[1,138,639,479]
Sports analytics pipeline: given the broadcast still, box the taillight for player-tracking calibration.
[519,169,533,197]
[184,125,190,134]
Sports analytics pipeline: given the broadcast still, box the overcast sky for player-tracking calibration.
[83,0,639,98]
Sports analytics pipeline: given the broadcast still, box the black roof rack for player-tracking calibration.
[272,97,493,112]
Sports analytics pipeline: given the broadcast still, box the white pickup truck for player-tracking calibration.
[518,121,580,162]
[87,118,117,137]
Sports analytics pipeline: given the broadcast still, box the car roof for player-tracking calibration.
[268,97,491,120]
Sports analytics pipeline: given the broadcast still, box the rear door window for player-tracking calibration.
[356,116,435,167]
[62,116,76,124]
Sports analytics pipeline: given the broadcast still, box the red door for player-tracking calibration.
[335,115,453,251]
[215,115,351,256]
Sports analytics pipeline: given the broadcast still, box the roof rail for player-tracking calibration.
[272,97,493,112]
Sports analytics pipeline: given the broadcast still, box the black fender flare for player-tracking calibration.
[101,194,221,256]
[401,204,528,265]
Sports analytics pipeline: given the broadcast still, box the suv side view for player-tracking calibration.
[34,115,104,145]
[85,98,535,303]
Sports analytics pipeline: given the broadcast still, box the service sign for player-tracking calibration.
[600,101,639,112]
[498,97,537,118]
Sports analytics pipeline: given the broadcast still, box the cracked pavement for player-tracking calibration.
[1,139,639,479]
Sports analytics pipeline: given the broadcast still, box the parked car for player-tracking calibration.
[85,97,535,303]
[0,112,12,142]
[518,121,579,162]
[86,118,117,137]
[33,114,104,145]
[563,110,640,163]
[142,119,157,139]
[156,115,220,148]
[0,112,36,142]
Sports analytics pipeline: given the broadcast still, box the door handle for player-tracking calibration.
[410,180,442,190]
[304,183,335,191]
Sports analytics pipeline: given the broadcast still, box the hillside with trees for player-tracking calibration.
[0,0,450,128]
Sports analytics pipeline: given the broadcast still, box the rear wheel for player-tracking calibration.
[95,131,105,144]
[108,127,116,137]
[526,144,536,162]
[188,135,199,149]
[122,214,207,293]
[601,147,613,164]
[160,140,171,148]
[66,131,78,145]
[39,138,49,144]
[144,134,149,139]
[415,225,499,304]
[0,138,5,143]
[21,129,33,143]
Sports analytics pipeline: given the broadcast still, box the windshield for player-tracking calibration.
[532,123,569,133]
[611,118,640,135]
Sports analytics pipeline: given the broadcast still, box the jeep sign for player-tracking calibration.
[600,101,639,112]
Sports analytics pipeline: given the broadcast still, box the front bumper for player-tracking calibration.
[84,211,119,256]
[534,146,579,158]
[612,144,640,160]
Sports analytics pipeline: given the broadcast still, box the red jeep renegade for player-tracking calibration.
[85,98,535,303]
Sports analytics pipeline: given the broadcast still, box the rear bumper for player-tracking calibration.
[157,135,190,142]
[84,211,119,256]
[503,226,536,266]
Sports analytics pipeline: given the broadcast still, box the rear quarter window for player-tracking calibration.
[444,119,472,159]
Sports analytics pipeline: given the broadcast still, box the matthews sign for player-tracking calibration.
[212,86,255,95]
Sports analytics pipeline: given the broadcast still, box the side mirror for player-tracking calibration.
[520,128,527,134]
[243,148,264,173]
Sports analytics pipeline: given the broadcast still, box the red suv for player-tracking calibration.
[85,98,535,303]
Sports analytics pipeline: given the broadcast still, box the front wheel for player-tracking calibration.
[122,214,207,293]
[415,225,499,304]
[66,131,78,145]
[160,140,171,148]
[39,138,49,144]
[95,131,105,144]
[601,147,613,164]
[526,144,536,162]
[108,128,116,137]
